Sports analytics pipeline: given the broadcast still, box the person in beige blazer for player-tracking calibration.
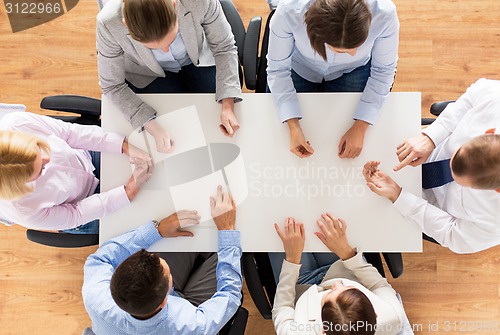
[272,214,405,335]
[97,0,242,153]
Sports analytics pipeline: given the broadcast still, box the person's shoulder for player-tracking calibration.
[97,0,122,26]
[369,0,397,17]
[0,111,41,128]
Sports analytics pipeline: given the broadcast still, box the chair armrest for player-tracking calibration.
[421,117,436,126]
[241,253,273,319]
[26,230,99,248]
[430,100,455,117]
[382,252,404,279]
[242,16,262,90]
[40,95,101,118]
[225,307,249,335]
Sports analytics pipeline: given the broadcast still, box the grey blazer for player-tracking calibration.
[96,0,242,128]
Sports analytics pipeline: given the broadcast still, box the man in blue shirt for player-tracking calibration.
[82,186,242,334]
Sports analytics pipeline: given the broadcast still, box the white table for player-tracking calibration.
[101,93,422,252]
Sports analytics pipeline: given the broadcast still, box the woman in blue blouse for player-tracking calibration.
[267,0,399,159]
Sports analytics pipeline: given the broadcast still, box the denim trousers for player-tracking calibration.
[60,151,101,234]
[267,60,371,93]
[127,63,216,94]
[269,252,340,285]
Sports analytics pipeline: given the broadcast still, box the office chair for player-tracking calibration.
[25,95,101,248]
[219,0,262,91]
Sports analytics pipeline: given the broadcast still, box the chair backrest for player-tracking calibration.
[220,0,261,90]
[255,10,275,93]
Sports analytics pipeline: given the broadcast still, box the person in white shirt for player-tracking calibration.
[0,112,152,233]
[272,214,404,335]
[362,78,500,254]
[267,0,399,159]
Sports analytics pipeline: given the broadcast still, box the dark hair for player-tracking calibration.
[451,134,500,189]
[123,0,177,43]
[321,288,377,335]
[110,249,169,317]
[304,0,372,60]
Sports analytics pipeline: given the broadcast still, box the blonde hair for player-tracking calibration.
[0,131,51,200]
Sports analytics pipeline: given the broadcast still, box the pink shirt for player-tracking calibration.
[0,112,129,230]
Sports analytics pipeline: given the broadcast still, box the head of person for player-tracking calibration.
[451,134,500,192]
[0,131,51,200]
[321,281,377,335]
[304,0,372,60]
[122,0,178,52]
[110,249,172,319]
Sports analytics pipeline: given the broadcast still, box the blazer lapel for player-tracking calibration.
[177,6,199,65]
[126,35,164,76]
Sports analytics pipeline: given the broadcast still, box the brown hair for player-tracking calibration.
[0,131,50,200]
[123,0,177,43]
[304,0,372,60]
[110,249,169,317]
[321,288,377,335]
[451,134,500,189]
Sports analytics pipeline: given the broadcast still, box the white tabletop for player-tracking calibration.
[101,93,422,252]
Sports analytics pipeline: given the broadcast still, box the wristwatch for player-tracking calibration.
[152,220,160,231]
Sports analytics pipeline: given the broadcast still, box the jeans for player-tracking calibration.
[127,63,216,94]
[269,252,340,285]
[266,60,371,93]
[59,151,101,235]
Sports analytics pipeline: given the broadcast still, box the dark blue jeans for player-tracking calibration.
[269,252,340,285]
[127,64,216,93]
[60,151,101,235]
[267,60,371,93]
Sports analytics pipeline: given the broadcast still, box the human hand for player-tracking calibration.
[124,161,152,201]
[219,98,240,137]
[394,134,436,171]
[338,120,369,159]
[143,119,175,153]
[362,161,402,203]
[157,210,200,238]
[122,140,153,174]
[314,213,355,260]
[274,217,305,264]
[288,119,314,158]
[210,185,236,230]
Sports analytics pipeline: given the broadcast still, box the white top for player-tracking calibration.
[0,112,129,230]
[272,252,405,335]
[394,78,500,253]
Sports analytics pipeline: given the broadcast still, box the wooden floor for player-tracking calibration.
[1,1,499,334]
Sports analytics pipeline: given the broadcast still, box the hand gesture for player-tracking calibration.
[362,161,402,203]
[157,210,200,238]
[314,213,355,260]
[394,134,436,171]
[123,141,153,173]
[288,120,314,158]
[143,119,175,153]
[338,121,369,159]
[274,217,305,264]
[124,161,152,201]
[220,101,240,137]
[210,185,236,230]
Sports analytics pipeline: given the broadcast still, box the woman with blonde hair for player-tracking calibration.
[0,112,152,234]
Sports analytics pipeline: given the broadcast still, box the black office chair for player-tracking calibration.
[25,95,102,248]
[242,250,403,320]
[220,0,262,91]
